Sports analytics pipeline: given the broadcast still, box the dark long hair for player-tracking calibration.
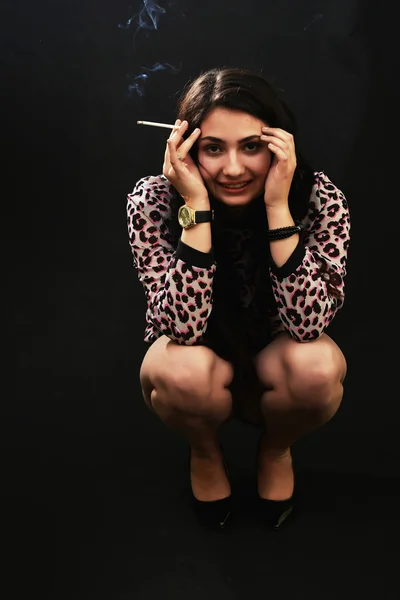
[166,67,315,367]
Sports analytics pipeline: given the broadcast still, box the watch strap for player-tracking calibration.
[193,209,214,224]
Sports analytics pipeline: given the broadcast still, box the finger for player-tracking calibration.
[169,119,188,143]
[262,127,294,142]
[167,138,187,173]
[167,121,189,161]
[175,127,201,159]
[165,119,185,167]
[169,119,182,139]
[163,136,177,175]
[260,134,289,152]
[165,121,198,172]
[266,143,289,161]
[164,137,172,166]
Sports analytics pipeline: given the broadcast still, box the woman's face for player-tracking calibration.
[196,107,272,208]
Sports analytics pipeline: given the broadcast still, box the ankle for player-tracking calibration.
[260,446,291,461]
[190,445,230,502]
[257,449,294,500]
[190,443,222,461]
[259,434,290,459]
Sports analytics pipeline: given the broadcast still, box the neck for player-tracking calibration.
[211,194,266,223]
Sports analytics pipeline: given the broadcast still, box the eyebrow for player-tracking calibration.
[199,134,261,143]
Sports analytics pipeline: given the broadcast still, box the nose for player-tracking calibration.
[222,151,246,178]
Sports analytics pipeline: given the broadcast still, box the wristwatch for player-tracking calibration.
[178,204,214,229]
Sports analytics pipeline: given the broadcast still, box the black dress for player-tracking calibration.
[200,194,274,367]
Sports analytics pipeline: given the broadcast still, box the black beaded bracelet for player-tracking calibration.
[267,224,302,241]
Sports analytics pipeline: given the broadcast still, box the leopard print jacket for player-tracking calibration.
[127,171,350,345]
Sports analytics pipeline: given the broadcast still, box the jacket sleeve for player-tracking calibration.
[127,176,216,345]
[269,172,351,341]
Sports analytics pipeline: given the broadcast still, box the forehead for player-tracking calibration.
[200,107,264,137]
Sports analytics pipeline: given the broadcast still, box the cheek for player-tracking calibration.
[254,153,272,176]
[197,155,217,180]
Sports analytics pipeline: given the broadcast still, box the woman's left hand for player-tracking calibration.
[261,127,297,210]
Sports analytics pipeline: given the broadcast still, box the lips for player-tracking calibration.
[218,181,251,186]
[217,181,252,192]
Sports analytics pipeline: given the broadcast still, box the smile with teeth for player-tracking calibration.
[219,181,251,189]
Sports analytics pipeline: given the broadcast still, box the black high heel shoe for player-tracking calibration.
[256,433,295,530]
[190,450,232,530]
[258,496,294,530]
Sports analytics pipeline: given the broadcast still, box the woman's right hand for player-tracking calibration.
[163,119,208,202]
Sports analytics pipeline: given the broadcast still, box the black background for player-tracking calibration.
[4,1,400,598]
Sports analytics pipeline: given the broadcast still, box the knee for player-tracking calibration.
[284,342,345,412]
[152,346,234,419]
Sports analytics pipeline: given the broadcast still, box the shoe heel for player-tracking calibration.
[190,449,232,530]
[257,432,295,530]
[192,495,232,530]
[258,497,294,530]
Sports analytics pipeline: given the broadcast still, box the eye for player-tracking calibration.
[204,144,221,154]
[203,142,262,154]
[244,142,261,152]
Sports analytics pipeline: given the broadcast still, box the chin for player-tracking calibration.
[223,197,253,207]
[216,191,262,206]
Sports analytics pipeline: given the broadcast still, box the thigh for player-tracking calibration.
[226,331,346,426]
[254,331,348,390]
[139,335,235,411]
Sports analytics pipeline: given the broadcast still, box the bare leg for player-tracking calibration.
[150,387,233,501]
[140,336,234,501]
[258,380,343,499]
[253,333,347,500]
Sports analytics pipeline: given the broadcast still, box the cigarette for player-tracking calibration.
[137,120,180,130]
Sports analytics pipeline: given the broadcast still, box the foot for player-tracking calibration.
[190,447,231,502]
[257,437,294,501]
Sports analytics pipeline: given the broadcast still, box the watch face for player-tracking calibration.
[179,206,191,227]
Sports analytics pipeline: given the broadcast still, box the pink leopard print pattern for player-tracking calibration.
[127,171,350,344]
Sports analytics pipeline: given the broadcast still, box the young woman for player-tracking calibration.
[127,67,350,530]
